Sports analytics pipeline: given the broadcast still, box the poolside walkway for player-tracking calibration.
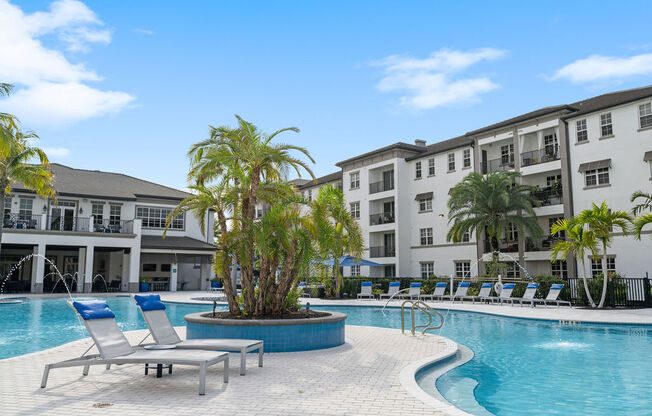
[0,325,467,416]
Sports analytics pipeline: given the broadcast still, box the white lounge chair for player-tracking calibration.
[443,282,470,302]
[357,281,374,300]
[379,282,401,299]
[533,283,571,307]
[421,282,447,301]
[41,300,229,395]
[398,282,422,300]
[297,281,311,297]
[133,294,263,375]
[517,283,539,307]
[495,283,516,304]
[459,282,493,303]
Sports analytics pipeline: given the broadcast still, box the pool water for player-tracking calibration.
[1,298,651,416]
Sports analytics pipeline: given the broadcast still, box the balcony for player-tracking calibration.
[369,180,394,194]
[3,213,41,230]
[369,212,395,226]
[525,236,564,252]
[520,149,560,167]
[369,246,395,258]
[531,186,563,206]
[483,239,518,254]
[480,157,515,174]
[4,214,133,234]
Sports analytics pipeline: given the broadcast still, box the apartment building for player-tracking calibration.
[2,164,216,294]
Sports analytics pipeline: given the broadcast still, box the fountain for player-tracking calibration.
[0,253,76,303]
[92,274,109,293]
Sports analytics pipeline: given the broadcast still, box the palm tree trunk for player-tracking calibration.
[598,243,609,308]
[579,259,596,308]
[0,193,4,259]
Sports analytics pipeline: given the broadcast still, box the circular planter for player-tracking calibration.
[184,311,346,352]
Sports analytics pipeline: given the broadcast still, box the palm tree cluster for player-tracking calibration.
[167,116,362,317]
[631,191,652,239]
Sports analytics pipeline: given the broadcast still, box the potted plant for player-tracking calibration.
[139,278,151,292]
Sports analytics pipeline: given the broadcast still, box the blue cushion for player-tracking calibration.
[389,282,400,287]
[361,282,372,287]
[436,283,447,287]
[299,281,306,286]
[503,283,515,289]
[459,282,470,287]
[410,282,422,287]
[134,294,166,311]
[72,300,115,320]
[481,283,493,288]
[551,283,564,290]
[526,283,539,289]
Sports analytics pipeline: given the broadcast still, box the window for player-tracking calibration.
[447,153,455,171]
[420,262,434,279]
[506,223,518,241]
[161,264,171,272]
[576,119,588,142]
[591,257,616,278]
[463,149,471,168]
[19,198,33,221]
[585,167,610,187]
[600,113,613,136]
[544,134,559,156]
[428,158,435,176]
[136,206,184,229]
[350,265,360,277]
[349,201,360,219]
[350,172,360,190]
[420,228,433,245]
[546,174,562,187]
[92,203,103,224]
[501,144,514,165]
[109,205,121,226]
[142,264,157,272]
[415,161,422,179]
[4,197,11,218]
[462,231,471,242]
[503,262,520,278]
[384,264,396,277]
[455,261,471,278]
[307,189,312,202]
[551,261,568,279]
[418,197,432,212]
[640,103,652,129]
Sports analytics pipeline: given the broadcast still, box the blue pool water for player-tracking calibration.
[1,297,651,416]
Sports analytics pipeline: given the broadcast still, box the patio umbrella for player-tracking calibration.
[315,255,384,267]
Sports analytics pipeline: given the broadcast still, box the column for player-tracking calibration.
[170,262,178,292]
[76,247,86,293]
[127,245,141,292]
[537,130,543,152]
[557,120,578,278]
[30,243,46,293]
[83,246,94,293]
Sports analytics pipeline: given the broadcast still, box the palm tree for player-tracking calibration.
[447,171,542,274]
[551,218,598,308]
[577,201,632,308]
[1,82,19,155]
[631,191,652,239]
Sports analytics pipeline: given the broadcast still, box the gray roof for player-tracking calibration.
[564,85,652,119]
[405,135,473,161]
[289,178,311,187]
[297,171,342,189]
[335,142,427,167]
[466,105,573,136]
[141,235,217,251]
[14,164,192,201]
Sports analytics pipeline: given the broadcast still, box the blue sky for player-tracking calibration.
[1,0,652,190]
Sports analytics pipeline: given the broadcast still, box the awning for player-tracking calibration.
[140,235,217,252]
[644,151,652,162]
[414,192,433,200]
[578,159,611,172]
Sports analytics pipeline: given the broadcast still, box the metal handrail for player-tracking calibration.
[400,300,444,335]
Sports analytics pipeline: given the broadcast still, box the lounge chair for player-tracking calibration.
[133,294,263,375]
[493,283,516,304]
[421,282,447,301]
[297,281,311,297]
[533,283,571,307]
[443,282,470,302]
[459,282,493,303]
[379,282,401,299]
[357,282,374,300]
[517,283,539,307]
[41,300,229,395]
[398,282,422,300]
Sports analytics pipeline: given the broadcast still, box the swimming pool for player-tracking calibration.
[1,297,651,416]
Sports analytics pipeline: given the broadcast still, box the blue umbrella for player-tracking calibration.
[315,255,383,267]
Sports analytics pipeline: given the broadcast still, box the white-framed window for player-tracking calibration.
[551,260,568,279]
[576,119,588,142]
[640,103,652,129]
[455,261,471,278]
[463,149,471,168]
[415,161,422,179]
[420,228,433,245]
[350,265,360,277]
[462,231,471,242]
[136,206,184,229]
[447,153,455,171]
[307,189,312,201]
[506,222,518,241]
[349,172,360,190]
[585,167,610,187]
[503,262,520,278]
[110,205,121,226]
[420,262,434,279]
[544,133,559,156]
[501,144,514,164]
[428,158,435,176]
[600,113,613,136]
[349,201,360,219]
[591,257,616,278]
[418,197,432,212]
[19,198,33,221]
[92,203,104,224]
[546,174,561,187]
[4,196,11,217]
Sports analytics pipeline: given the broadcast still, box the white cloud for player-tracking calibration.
[552,53,652,83]
[133,28,154,35]
[0,0,134,125]
[372,48,506,109]
[43,147,71,157]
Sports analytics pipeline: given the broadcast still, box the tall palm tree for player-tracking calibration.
[1,82,19,155]
[631,191,652,239]
[577,201,632,308]
[447,171,542,273]
[551,218,598,308]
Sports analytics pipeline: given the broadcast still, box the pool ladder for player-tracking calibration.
[400,300,444,335]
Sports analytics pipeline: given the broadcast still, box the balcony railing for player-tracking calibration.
[531,186,563,206]
[369,246,396,258]
[47,217,133,234]
[480,157,515,174]
[525,236,565,252]
[483,239,519,254]
[369,212,395,226]
[369,180,394,194]
[3,213,41,230]
[520,148,560,167]
[90,218,134,234]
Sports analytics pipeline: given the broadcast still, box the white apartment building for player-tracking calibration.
[299,85,652,280]
[2,164,216,294]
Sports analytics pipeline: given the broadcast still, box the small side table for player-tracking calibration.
[145,363,172,378]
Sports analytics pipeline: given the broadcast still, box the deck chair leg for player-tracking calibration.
[106,364,111,370]
[82,365,90,376]
[41,365,50,388]
[240,350,246,376]
[224,356,229,383]
[258,346,264,368]
[198,363,206,395]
